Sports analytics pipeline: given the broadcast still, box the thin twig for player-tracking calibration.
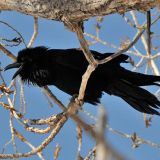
[78,64,96,102]
[84,32,143,56]
[41,88,54,108]
[11,81,17,107]
[13,129,45,160]
[0,37,22,47]
[25,125,52,134]
[70,113,127,160]
[24,113,63,125]
[0,20,27,47]
[76,124,83,160]
[146,11,151,55]
[9,115,18,154]
[98,29,144,64]
[0,113,68,159]
[27,17,38,48]
[19,79,27,114]
[149,60,160,75]
[130,11,148,53]
[96,107,108,160]
[82,109,160,149]
[0,44,16,61]
[73,23,98,106]
[74,23,98,66]
[42,86,66,111]
[54,144,61,160]
[129,10,160,75]
[84,146,96,160]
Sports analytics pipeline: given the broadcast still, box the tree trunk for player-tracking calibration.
[0,0,159,22]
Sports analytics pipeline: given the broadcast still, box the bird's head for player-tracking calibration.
[4,46,51,86]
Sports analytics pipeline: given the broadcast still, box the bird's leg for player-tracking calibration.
[70,94,84,107]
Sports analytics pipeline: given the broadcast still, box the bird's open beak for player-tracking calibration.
[4,62,23,79]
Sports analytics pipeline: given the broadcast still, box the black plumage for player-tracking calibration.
[5,46,160,115]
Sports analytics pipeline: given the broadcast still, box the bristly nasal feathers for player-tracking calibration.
[5,46,160,115]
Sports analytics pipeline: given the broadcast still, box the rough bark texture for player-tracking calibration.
[0,0,160,22]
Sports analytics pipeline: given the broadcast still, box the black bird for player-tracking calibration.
[5,46,160,115]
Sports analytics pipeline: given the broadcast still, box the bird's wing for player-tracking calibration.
[52,49,88,72]
[49,49,129,72]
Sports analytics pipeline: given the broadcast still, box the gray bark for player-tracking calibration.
[0,0,159,22]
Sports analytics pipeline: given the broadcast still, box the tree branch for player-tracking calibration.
[27,17,38,48]
[0,0,159,22]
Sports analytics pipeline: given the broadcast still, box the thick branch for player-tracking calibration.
[0,0,159,22]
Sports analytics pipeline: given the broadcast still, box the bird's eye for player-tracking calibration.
[20,57,32,63]
[21,57,25,61]
[19,56,26,62]
[28,58,32,62]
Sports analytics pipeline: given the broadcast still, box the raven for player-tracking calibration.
[5,46,160,115]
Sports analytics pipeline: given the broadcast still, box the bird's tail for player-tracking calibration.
[106,79,160,115]
[122,70,160,86]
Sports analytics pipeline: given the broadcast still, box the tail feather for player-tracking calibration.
[121,96,160,115]
[106,79,160,115]
[122,70,160,86]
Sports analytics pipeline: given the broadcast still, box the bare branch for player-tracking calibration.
[82,109,160,149]
[27,17,39,48]
[96,107,108,160]
[54,144,61,160]
[0,113,68,159]
[70,113,127,160]
[78,64,96,102]
[0,0,159,22]
[0,44,16,61]
[42,86,66,111]
[84,147,96,160]
[74,22,98,66]
[98,29,144,64]
[146,11,151,55]
[76,124,83,160]
[0,20,27,47]
[13,129,45,160]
